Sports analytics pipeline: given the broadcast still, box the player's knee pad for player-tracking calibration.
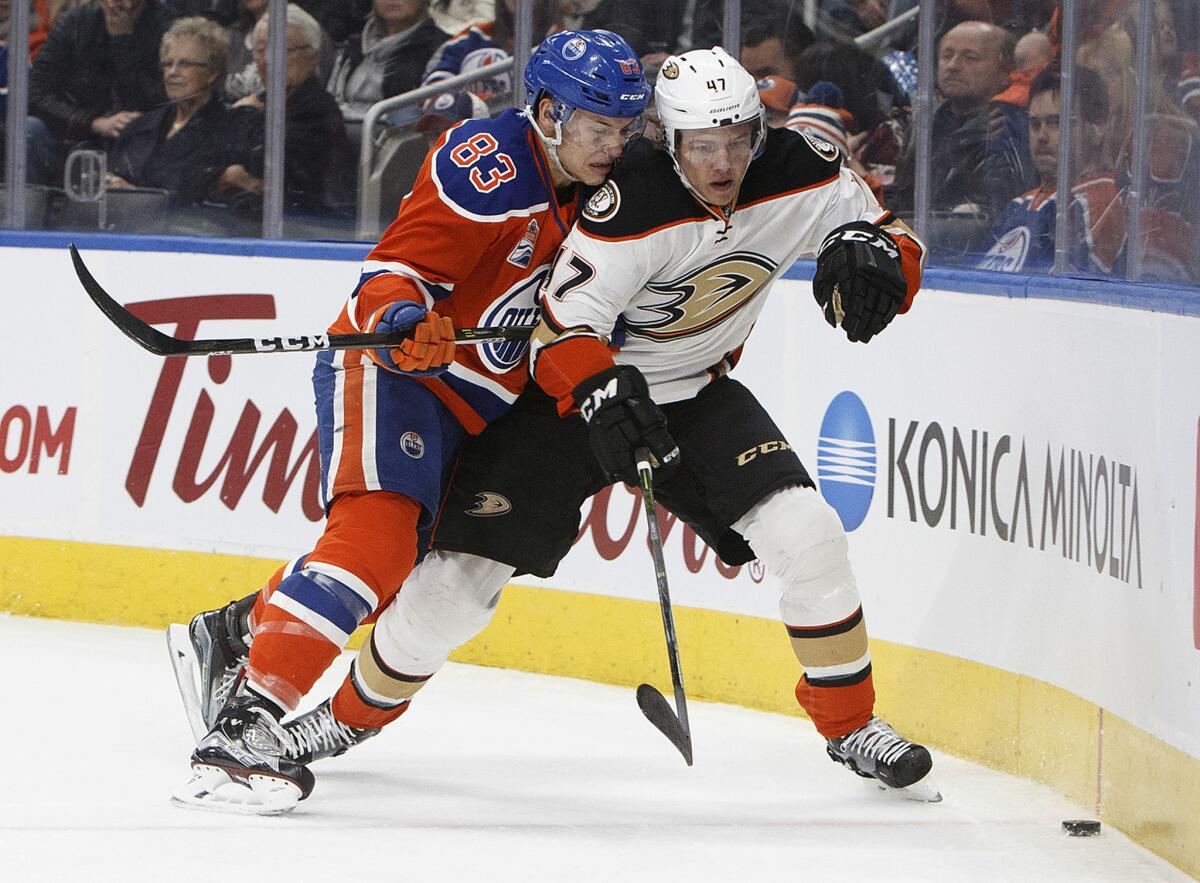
[372,550,515,674]
[735,486,860,623]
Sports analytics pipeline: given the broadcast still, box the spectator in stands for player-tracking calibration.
[556,0,672,59]
[224,0,335,101]
[756,74,800,128]
[105,16,252,205]
[30,0,173,144]
[1079,21,1200,280]
[422,0,559,86]
[327,0,448,122]
[1014,30,1053,71]
[738,5,814,83]
[221,3,349,214]
[414,87,486,149]
[793,38,898,136]
[0,0,57,184]
[815,0,888,46]
[977,65,1125,275]
[889,21,1017,227]
[1,0,52,59]
[427,0,489,36]
[299,0,370,45]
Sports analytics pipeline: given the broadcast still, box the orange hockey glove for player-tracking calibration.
[370,302,456,375]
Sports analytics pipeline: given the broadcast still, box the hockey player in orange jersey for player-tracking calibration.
[168,29,650,814]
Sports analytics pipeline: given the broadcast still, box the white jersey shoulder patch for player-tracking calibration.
[583,181,622,222]
[801,132,841,162]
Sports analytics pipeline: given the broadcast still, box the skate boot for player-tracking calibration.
[281,698,381,764]
[826,716,941,801]
[167,592,256,741]
[172,690,316,815]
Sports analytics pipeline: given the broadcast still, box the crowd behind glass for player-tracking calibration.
[1,0,1195,284]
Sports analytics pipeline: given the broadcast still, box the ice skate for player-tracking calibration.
[167,593,255,741]
[281,698,381,764]
[172,691,316,815]
[826,716,941,802]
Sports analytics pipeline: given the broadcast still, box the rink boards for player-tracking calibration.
[0,237,1197,877]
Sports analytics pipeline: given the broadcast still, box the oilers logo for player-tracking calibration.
[507,218,540,268]
[477,270,546,373]
[978,226,1031,273]
[562,37,587,61]
[817,391,876,531]
[401,431,425,459]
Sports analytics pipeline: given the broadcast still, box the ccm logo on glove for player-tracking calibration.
[572,364,680,483]
[812,221,907,345]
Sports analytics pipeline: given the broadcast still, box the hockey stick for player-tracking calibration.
[634,446,693,766]
[70,244,536,357]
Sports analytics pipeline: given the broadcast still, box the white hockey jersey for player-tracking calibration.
[532,128,925,409]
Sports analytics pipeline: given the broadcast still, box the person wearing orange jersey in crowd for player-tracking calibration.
[168,29,650,815]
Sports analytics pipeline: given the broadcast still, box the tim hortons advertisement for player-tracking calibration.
[0,246,774,615]
[3,245,1199,758]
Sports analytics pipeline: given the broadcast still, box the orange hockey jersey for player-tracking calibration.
[330,108,582,434]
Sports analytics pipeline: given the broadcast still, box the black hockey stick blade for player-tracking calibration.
[636,683,693,766]
[70,244,535,357]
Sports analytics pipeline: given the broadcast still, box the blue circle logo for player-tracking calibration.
[401,431,425,459]
[817,391,876,531]
[562,37,587,61]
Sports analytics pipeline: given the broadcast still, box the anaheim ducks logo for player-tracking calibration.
[661,61,679,79]
[628,253,777,340]
[466,492,512,516]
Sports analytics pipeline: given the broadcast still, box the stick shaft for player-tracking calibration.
[635,449,691,738]
[70,244,534,357]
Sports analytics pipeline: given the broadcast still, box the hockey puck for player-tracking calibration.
[1062,819,1101,836]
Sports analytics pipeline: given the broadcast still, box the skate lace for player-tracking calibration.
[839,718,912,766]
[214,656,248,708]
[280,704,360,760]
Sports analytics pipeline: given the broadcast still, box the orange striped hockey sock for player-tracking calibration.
[330,631,429,729]
[244,491,420,711]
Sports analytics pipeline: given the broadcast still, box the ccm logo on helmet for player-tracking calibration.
[579,376,618,421]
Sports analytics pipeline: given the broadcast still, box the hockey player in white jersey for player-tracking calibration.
[178,47,938,802]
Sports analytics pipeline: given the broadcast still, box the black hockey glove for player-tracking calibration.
[812,221,907,344]
[573,364,681,484]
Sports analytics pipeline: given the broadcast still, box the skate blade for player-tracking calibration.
[166,624,208,743]
[170,764,301,816]
[875,774,943,803]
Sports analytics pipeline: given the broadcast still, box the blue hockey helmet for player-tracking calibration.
[523,30,650,123]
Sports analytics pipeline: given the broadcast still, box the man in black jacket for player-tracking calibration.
[30,0,174,143]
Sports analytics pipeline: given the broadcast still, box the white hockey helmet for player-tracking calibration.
[654,47,767,189]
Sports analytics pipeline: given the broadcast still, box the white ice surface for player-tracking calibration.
[0,615,1188,883]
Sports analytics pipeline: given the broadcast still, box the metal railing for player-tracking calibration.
[355,59,516,240]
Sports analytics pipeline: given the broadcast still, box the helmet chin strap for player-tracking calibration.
[524,104,580,184]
